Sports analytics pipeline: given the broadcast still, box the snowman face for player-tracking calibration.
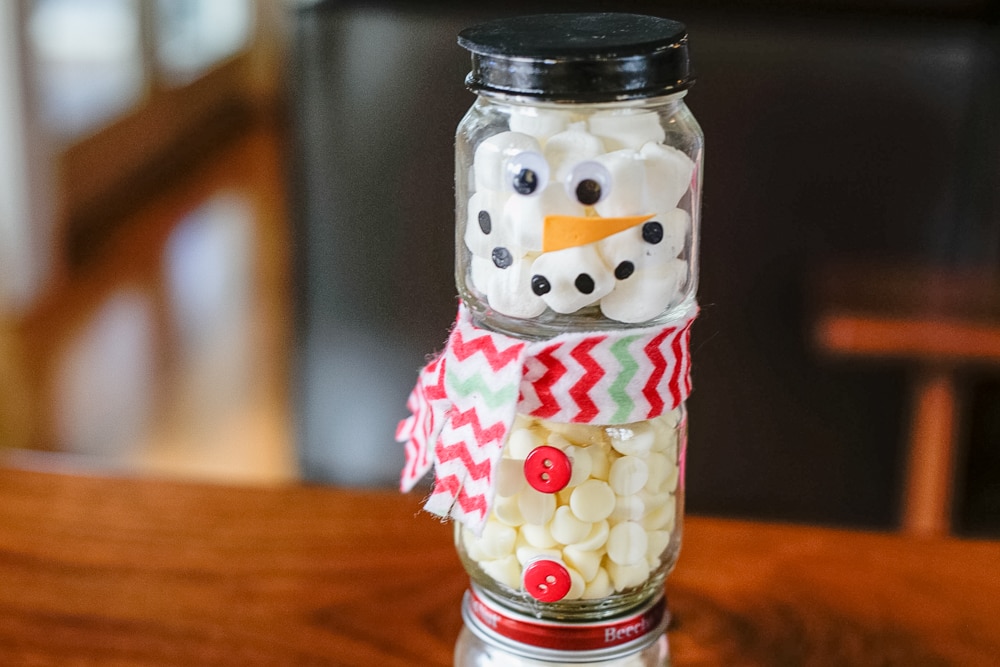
[465,112,695,324]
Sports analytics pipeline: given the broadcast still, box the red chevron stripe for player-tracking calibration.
[430,475,489,520]
[424,355,447,401]
[643,327,674,418]
[528,343,567,418]
[444,406,509,449]
[569,336,607,422]
[435,438,495,483]
[450,326,525,372]
[682,323,693,396]
[667,327,683,409]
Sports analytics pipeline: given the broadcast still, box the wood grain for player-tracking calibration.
[0,467,997,666]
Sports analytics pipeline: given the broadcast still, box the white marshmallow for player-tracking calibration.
[598,208,689,272]
[569,480,616,523]
[588,111,666,151]
[549,506,592,545]
[465,189,513,258]
[600,258,687,323]
[607,422,656,457]
[483,252,548,319]
[474,131,541,192]
[469,255,492,296]
[530,244,615,314]
[503,181,582,252]
[607,521,648,566]
[509,107,573,140]
[562,545,602,582]
[590,149,647,219]
[641,142,695,212]
[518,486,557,525]
[609,456,650,496]
[543,122,606,183]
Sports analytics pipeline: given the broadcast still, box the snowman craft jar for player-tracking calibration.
[397,13,702,666]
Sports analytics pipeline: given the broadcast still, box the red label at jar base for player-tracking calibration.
[464,587,668,662]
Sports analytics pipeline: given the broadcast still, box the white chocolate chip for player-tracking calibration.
[608,422,655,457]
[581,568,614,599]
[480,554,522,590]
[565,446,593,487]
[517,486,557,525]
[643,452,671,494]
[564,565,587,601]
[642,493,677,532]
[479,521,517,559]
[515,546,562,567]
[607,560,649,592]
[610,494,646,523]
[521,522,559,549]
[569,480,615,523]
[507,427,544,460]
[607,521,648,566]
[493,494,525,527]
[549,506,592,545]
[562,545,602,582]
[573,519,609,552]
[496,457,526,498]
[646,529,671,562]
[609,456,649,496]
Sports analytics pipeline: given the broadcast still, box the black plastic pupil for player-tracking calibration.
[531,275,551,295]
[492,247,513,269]
[513,168,539,195]
[576,179,602,205]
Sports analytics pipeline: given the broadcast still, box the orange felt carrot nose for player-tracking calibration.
[542,213,655,253]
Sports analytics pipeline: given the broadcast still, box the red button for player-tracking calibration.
[523,445,571,494]
[522,559,572,602]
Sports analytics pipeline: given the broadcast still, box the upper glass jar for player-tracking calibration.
[455,13,703,340]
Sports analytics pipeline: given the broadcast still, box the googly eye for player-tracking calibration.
[566,161,612,206]
[506,151,549,197]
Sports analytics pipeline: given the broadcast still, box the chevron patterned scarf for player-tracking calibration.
[397,303,696,533]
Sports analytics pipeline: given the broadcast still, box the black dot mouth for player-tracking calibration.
[492,247,513,269]
[531,275,551,295]
[574,273,595,294]
[615,261,635,280]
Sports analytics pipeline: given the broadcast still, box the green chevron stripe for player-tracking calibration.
[609,335,641,422]
[446,368,519,410]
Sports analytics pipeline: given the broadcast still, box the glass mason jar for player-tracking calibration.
[451,12,702,624]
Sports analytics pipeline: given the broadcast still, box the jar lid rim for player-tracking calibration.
[458,13,694,101]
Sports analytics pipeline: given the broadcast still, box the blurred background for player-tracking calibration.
[1,0,998,537]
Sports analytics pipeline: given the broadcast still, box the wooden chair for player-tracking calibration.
[812,263,1000,536]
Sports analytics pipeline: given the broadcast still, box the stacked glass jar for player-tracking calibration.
[401,13,702,666]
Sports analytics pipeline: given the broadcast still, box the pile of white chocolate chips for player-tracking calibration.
[459,408,681,600]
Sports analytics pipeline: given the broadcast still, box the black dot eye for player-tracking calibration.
[506,151,549,197]
[531,275,551,295]
[478,210,491,235]
[575,273,595,294]
[615,261,635,280]
[566,161,612,206]
[642,221,664,245]
[492,247,513,269]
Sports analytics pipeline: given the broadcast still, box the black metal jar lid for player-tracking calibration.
[457,13,693,102]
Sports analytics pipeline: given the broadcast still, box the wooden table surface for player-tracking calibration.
[1,467,998,666]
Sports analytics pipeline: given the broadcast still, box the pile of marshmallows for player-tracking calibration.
[459,410,681,602]
[465,107,696,324]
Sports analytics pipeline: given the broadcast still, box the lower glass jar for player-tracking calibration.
[455,407,685,621]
